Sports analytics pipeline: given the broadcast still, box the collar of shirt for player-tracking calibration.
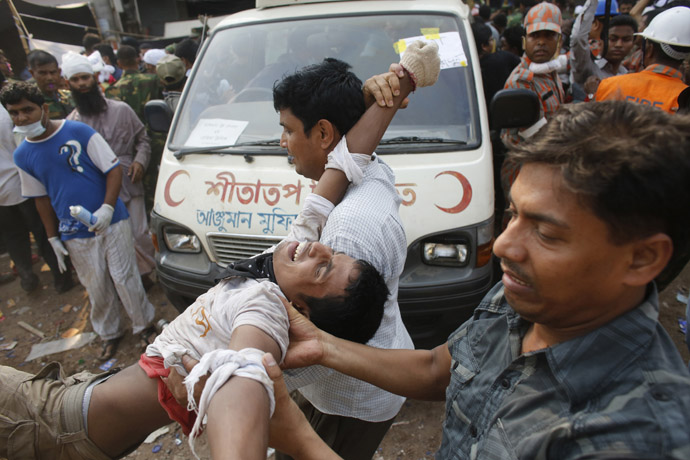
[645,64,683,79]
[477,283,660,406]
[594,56,627,75]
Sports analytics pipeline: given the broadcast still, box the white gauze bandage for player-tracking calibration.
[184,348,274,459]
[529,54,568,74]
[324,135,371,185]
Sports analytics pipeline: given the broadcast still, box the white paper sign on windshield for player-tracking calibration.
[395,31,467,69]
[185,119,249,147]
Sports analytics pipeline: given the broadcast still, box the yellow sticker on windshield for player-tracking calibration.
[421,28,441,40]
[393,40,407,55]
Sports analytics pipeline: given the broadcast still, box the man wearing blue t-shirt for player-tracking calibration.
[1,81,155,361]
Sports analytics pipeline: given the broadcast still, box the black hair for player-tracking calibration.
[94,44,116,64]
[493,13,508,29]
[27,50,58,69]
[82,33,101,53]
[508,101,690,285]
[273,58,365,136]
[0,81,45,108]
[174,38,199,64]
[304,260,388,344]
[116,45,138,66]
[479,4,492,21]
[472,22,494,49]
[121,36,140,53]
[502,26,525,54]
[652,41,689,66]
[609,14,638,33]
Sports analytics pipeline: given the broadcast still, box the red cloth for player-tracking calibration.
[138,353,196,435]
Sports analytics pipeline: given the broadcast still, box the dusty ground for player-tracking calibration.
[0,250,687,459]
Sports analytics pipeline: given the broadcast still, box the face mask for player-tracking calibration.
[13,109,46,138]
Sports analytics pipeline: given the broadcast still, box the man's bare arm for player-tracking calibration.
[313,65,415,206]
[283,301,451,401]
[262,353,342,460]
[34,196,59,238]
[104,165,122,207]
[206,324,282,460]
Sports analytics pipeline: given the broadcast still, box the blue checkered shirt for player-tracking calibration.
[439,282,690,459]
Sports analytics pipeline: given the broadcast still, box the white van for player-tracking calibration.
[149,0,530,347]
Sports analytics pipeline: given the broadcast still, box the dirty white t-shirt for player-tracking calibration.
[147,193,334,370]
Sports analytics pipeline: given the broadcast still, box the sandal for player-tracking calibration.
[98,337,121,361]
[139,326,158,351]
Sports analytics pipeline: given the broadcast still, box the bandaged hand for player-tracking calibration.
[399,40,441,89]
[48,237,69,273]
[88,203,114,233]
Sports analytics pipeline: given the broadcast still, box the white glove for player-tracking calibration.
[399,40,441,88]
[88,203,114,233]
[48,237,69,273]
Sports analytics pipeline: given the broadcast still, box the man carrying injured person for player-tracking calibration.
[0,41,440,460]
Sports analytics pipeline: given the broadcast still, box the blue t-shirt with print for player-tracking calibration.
[14,120,128,240]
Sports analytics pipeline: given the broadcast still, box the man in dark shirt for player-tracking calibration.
[471,22,521,106]
[264,101,690,460]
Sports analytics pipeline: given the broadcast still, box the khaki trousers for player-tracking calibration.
[0,363,112,460]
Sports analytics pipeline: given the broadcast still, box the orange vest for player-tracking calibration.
[595,64,687,114]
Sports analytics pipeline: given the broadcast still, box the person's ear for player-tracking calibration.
[29,68,36,79]
[623,233,673,287]
[314,119,336,150]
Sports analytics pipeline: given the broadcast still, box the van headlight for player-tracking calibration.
[423,243,469,265]
[421,219,494,268]
[163,226,201,253]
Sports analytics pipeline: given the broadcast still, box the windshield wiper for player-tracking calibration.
[171,139,282,159]
[379,136,467,145]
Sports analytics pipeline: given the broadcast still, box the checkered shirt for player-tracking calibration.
[284,154,414,422]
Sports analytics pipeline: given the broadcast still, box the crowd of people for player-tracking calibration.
[0,35,195,360]
[0,0,689,459]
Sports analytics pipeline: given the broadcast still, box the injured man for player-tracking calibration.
[0,41,440,460]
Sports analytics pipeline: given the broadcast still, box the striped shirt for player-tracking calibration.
[439,282,690,460]
[501,55,565,146]
[284,154,413,422]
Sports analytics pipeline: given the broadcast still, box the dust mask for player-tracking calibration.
[13,108,47,138]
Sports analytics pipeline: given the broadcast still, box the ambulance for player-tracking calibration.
[149,0,532,347]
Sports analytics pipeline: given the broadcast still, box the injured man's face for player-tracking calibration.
[273,241,358,312]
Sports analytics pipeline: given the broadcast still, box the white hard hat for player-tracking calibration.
[637,7,690,60]
[637,7,690,47]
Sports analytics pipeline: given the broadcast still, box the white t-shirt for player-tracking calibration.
[147,193,334,371]
[0,105,24,206]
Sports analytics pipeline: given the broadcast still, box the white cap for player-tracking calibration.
[143,49,167,66]
[61,51,93,79]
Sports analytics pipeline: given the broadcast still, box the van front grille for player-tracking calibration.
[207,233,283,267]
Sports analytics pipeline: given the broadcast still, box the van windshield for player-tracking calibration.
[170,12,480,153]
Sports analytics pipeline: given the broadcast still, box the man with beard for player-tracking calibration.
[27,50,74,120]
[63,52,156,287]
[2,81,156,361]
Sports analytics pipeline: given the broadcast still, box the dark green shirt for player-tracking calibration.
[43,89,74,120]
[105,69,162,124]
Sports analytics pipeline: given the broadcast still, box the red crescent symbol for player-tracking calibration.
[164,170,190,207]
[434,171,472,214]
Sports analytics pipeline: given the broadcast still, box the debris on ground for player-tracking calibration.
[25,332,97,361]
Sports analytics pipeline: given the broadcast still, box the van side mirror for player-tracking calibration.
[144,100,173,133]
[489,89,541,131]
